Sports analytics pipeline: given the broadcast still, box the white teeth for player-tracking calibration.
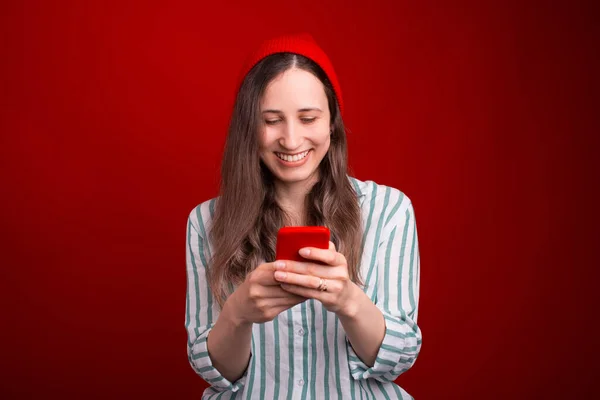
[276,150,309,162]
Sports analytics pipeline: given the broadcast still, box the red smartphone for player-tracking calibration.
[275,226,331,261]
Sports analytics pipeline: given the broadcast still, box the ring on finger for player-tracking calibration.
[317,278,328,292]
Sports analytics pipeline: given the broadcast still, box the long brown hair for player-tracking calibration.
[208,53,364,308]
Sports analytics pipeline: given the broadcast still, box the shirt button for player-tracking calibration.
[297,379,304,386]
[297,328,305,336]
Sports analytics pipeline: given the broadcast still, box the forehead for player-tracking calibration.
[261,68,327,109]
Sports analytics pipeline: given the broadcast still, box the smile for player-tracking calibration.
[275,150,311,162]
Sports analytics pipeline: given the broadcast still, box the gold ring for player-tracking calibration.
[317,278,328,292]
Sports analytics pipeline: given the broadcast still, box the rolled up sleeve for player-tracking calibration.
[348,198,422,382]
[185,204,246,392]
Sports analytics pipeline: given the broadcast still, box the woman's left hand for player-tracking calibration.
[274,241,359,317]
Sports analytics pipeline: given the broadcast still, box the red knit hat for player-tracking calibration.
[237,33,344,116]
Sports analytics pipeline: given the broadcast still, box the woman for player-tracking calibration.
[185,33,422,399]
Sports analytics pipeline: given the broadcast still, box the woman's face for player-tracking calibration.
[258,67,331,188]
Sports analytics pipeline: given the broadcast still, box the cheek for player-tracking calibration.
[258,129,272,150]
[313,128,331,148]
[309,122,330,144]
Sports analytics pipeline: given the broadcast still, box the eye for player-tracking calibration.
[265,119,281,125]
[300,117,316,124]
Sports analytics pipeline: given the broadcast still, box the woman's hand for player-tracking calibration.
[274,242,360,317]
[225,262,307,325]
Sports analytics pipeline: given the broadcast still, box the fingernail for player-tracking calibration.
[274,261,286,269]
[274,271,286,279]
[299,248,310,256]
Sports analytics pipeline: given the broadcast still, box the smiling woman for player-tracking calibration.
[185,33,422,399]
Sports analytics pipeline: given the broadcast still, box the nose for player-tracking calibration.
[278,120,303,150]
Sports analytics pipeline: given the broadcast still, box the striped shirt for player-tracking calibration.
[185,176,422,399]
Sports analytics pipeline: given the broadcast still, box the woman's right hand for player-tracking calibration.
[225,261,307,324]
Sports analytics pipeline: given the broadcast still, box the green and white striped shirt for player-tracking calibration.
[185,177,422,399]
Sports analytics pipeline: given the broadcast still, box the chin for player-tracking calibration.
[273,166,318,184]
[275,173,311,184]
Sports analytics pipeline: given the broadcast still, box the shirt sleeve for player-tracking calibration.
[185,204,247,392]
[347,196,422,383]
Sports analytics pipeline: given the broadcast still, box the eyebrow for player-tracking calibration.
[261,107,323,114]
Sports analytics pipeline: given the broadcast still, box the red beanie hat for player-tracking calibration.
[237,33,344,116]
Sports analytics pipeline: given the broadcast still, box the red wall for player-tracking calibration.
[1,1,597,398]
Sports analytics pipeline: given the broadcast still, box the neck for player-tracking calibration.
[274,173,319,226]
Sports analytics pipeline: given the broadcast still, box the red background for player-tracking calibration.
[1,1,598,398]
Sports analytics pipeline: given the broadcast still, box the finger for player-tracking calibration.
[280,283,331,301]
[252,263,286,286]
[298,246,345,267]
[249,284,307,300]
[274,294,307,307]
[329,241,336,251]
[273,260,341,279]
[274,271,327,290]
[264,285,308,301]
[262,294,308,309]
